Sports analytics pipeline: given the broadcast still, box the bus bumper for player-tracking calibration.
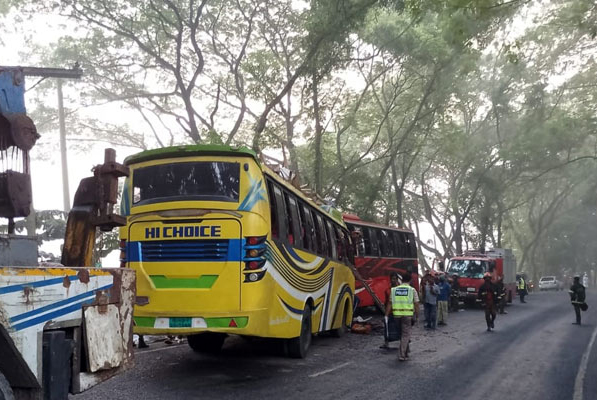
[132,308,271,337]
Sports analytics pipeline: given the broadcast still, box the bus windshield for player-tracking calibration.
[448,259,488,279]
[132,161,240,205]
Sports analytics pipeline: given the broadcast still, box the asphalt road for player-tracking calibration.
[72,290,597,400]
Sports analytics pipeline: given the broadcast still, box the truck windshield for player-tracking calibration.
[448,260,488,279]
[132,161,240,205]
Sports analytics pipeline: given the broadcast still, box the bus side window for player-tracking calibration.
[406,233,417,258]
[272,184,288,242]
[363,228,373,256]
[314,213,329,257]
[369,228,380,257]
[299,203,314,252]
[284,193,302,248]
[326,221,338,260]
[395,231,407,257]
[266,180,279,239]
[344,228,355,265]
[381,230,392,257]
[334,226,345,261]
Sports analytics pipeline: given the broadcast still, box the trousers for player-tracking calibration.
[573,304,581,324]
[485,304,496,328]
[424,303,437,329]
[437,301,448,323]
[399,316,412,359]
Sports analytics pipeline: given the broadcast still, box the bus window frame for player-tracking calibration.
[326,220,338,260]
[299,202,315,253]
[313,212,329,258]
[284,191,303,249]
[266,180,280,239]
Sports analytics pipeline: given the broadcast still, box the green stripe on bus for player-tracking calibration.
[205,317,248,328]
[134,316,156,327]
[150,275,218,289]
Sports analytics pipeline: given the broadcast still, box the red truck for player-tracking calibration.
[447,248,517,306]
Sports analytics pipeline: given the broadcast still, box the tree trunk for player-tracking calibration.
[312,74,324,195]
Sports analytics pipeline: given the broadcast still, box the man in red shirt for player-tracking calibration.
[478,273,498,332]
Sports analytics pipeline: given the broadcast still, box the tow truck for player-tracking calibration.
[447,248,517,306]
[0,67,134,400]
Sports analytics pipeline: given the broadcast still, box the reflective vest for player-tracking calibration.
[391,284,414,317]
[518,278,525,290]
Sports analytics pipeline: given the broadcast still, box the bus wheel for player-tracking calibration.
[288,304,312,358]
[0,372,15,400]
[331,300,350,338]
[187,332,227,354]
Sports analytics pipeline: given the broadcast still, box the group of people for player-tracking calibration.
[383,268,591,364]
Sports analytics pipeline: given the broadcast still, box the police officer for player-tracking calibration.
[518,275,527,303]
[386,272,419,361]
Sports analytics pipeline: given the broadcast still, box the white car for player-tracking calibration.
[539,276,559,291]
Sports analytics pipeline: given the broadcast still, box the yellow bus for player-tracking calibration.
[119,145,355,358]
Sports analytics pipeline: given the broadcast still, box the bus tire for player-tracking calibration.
[288,304,312,358]
[331,300,350,338]
[187,332,226,354]
[0,372,14,400]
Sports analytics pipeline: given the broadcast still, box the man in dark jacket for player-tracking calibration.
[450,273,460,312]
[495,276,508,314]
[478,273,499,331]
[569,275,586,325]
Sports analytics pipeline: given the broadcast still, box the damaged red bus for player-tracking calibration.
[343,214,419,307]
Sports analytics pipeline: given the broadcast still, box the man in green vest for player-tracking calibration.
[386,272,420,361]
[518,275,527,303]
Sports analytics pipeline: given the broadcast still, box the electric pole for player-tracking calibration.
[19,65,83,213]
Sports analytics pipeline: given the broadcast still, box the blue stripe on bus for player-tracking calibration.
[238,177,266,212]
[238,179,261,211]
[127,239,243,262]
[9,284,113,324]
[284,244,308,264]
[278,296,304,315]
[0,275,81,295]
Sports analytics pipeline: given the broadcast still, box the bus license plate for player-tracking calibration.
[170,317,192,328]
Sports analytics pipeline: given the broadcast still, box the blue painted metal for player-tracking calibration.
[127,238,244,262]
[0,68,26,115]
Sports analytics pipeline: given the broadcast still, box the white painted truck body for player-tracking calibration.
[0,266,135,398]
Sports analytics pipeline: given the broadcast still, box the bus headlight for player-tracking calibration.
[249,273,259,282]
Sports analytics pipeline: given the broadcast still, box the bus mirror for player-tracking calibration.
[438,261,445,272]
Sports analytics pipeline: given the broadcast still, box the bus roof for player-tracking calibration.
[343,213,413,233]
[261,164,347,229]
[124,144,260,166]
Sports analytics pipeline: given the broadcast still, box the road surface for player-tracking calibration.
[72,290,597,400]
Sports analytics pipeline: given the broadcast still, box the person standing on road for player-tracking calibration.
[386,272,419,361]
[450,273,460,312]
[478,273,498,332]
[569,275,586,325]
[518,275,527,303]
[422,277,439,330]
[496,276,508,314]
[381,272,402,349]
[437,275,450,326]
